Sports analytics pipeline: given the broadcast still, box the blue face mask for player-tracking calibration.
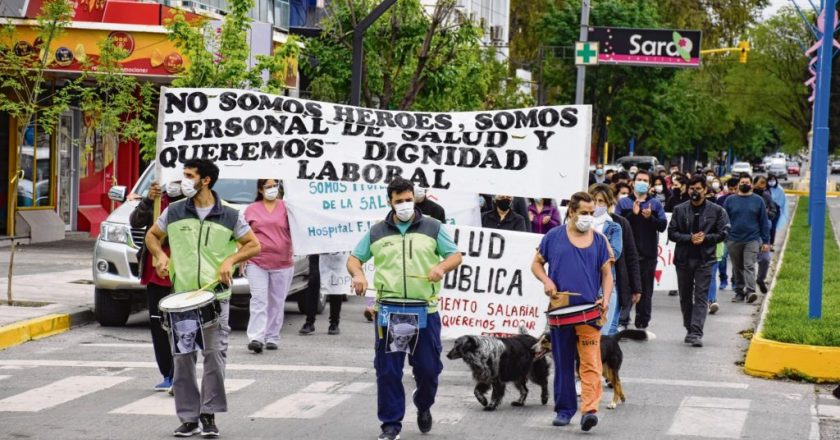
[595,169,605,176]
[634,181,649,195]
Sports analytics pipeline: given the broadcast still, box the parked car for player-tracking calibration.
[831,161,840,175]
[616,156,660,172]
[767,161,788,180]
[751,160,766,173]
[787,162,800,176]
[93,165,323,326]
[731,162,753,176]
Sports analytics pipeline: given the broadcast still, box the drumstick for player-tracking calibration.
[553,292,583,296]
[187,278,221,299]
[407,275,429,280]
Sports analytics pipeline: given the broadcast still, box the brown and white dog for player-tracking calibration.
[533,328,654,409]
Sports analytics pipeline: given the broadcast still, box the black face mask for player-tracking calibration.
[753,188,764,195]
[689,191,702,202]
[739,184,752,193]
[496,200,512,211]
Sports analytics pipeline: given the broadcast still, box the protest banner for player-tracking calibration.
[655,214,678,291]
[284,179,480,255]
[154,88,592,201]
[439,225,549,339]
[318,252,375,296]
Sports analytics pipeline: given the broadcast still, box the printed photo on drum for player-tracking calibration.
[170,311,205,355]
[386,313,419,355]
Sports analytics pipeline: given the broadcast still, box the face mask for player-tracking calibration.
[768,180,777,188]
[166,182,182,198]
[618,193,629,200]
[634,181,649,195]
[264,187,279,201]
[706,176,714,183]
[739,183,752,193]
[181,178,199,199]
[395,201,415,222]
[594,206,608,218]
[712,182,721,191]
[753,188,764,195]
[689,191,702,202]
[654,185,664,193]
[575,215,594,232]
[496,199,512,211]
[595,169,604,176]
[414,187,427,201]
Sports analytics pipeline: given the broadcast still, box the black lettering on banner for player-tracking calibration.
[224,117,243,137]
[164,122,183,142]
[488,232,504,259]
[534,130,555,150]
[184,120,203,141]
[178,144,200,162]
[164,92,208,114]
[434,114,453,130]
[200,143,219,161]
[238,93,260,111]
[241,142,259,161]
[505,150,528,170]
[560,107,579,127]
[219,91,237,111]
[467,230,483,257]
[474,113,493,130]
[341,163,360,181]
[306,139,325,158]
[159,147,178,167]
[362,164,384,183]
[305,102,323,117]
[219,143,239,161]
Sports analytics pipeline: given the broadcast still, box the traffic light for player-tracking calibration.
[738,40,750,64]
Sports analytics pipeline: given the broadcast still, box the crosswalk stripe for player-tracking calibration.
[250,381,369,419]
[0,375,9,381]
[667,396,751,438]
[0,375,132,412]
[109,379,254,416]
[0,359,367,374]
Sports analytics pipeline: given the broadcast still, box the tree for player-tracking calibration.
[301,0,530,111]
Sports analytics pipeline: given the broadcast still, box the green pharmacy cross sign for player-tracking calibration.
[575,41,599,66]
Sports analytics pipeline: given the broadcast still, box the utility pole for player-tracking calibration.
[807,1,836,319]
[574,0,591,105]
[350,0,397,106]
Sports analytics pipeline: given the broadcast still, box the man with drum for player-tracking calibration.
[347,177,462,440]
[146,158,261,438]
[532,192,614,432]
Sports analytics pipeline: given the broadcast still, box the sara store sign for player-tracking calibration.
[588,27,702,68]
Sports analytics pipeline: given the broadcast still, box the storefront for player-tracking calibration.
[2,0,298,240]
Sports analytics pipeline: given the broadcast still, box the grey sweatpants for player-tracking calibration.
[173,300,230,423]
[727,241,760,297]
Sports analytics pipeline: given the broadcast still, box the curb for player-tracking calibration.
[784,189,840,197]
[0,306,95,351]
[744,196,840,382]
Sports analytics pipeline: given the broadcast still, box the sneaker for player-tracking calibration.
[299,323,315,335]
[377,428,400,440]
[692,338,704,347]
[199,414,219,438]
[328,324,340,335]
[173,422,200,437]
[364,308,375,322]
[668,290,677,296]
[709,302,719,314]
[552,414,571,426]
[168,386,175,396]
[732,294,745,303]
[757,280,768,294]
[719,282,729,290]
[581,412,599,432]
[155,376,172,392]
[684,335,694,344]
[265,342,278,350]
[747,293,759,303]
[417,409,433,433]
[247,340,263,354]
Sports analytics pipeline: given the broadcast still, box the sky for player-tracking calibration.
[764,0,808,20]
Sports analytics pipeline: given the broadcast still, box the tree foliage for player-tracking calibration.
[301,0,531,111]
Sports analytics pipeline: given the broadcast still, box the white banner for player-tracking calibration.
[155,88,592,201]
[439,225,549,339]
[318,252,375,296]
[655,214,678,291]
[284,180,480,255]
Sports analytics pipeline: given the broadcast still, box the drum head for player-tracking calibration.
[547,303,597,315]
[159,291,215,312]
[378,298,427,307]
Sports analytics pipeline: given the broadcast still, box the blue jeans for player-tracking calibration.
[708,262,719,303]
[601,286,619,335]
[718,249,728,284]
[375,312,443,433]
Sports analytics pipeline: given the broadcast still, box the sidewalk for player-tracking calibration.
[0,238,96,328]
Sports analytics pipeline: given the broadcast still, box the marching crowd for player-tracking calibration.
[130,158,788,438]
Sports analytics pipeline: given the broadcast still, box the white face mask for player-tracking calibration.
[264,187,279,201]
[618,193,629,200]
[180,178,199,199]
[414,187,427,201]
[166,182,182,198]
[575,214,594,232]
[594,206,609,218]
[395,201,415,222]
[712,182,721,191]
[654,185,664,193]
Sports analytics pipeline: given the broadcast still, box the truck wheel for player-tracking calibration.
[94,288,131,327]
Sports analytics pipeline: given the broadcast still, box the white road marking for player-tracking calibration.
[81,343,153,348]
[622,377,749,390]
[110,379,254,416]
[0,375,132,412]
[811,404,822,440]
[0,359,367,374]
[250,381,369,419]
[668,396,751,438]
[0,375,9,381]
[820,404,840,419]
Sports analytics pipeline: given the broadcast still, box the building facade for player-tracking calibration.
[1,0,296,241]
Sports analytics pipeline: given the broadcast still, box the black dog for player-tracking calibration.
[534,328,654,409]
[834,385,840,400]
[446,333,550,411]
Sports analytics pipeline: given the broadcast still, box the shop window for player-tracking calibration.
[17,117,54,208]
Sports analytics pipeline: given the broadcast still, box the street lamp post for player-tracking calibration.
[350,0,397,106]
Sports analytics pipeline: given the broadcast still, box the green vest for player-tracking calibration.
[369,211,444,313]
[166,192,239,300]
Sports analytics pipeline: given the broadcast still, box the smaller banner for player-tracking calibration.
[439,225,549,339]
[655,214,678,291]
[588,26,702,68]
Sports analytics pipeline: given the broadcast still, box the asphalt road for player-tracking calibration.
[0,291,823,440]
